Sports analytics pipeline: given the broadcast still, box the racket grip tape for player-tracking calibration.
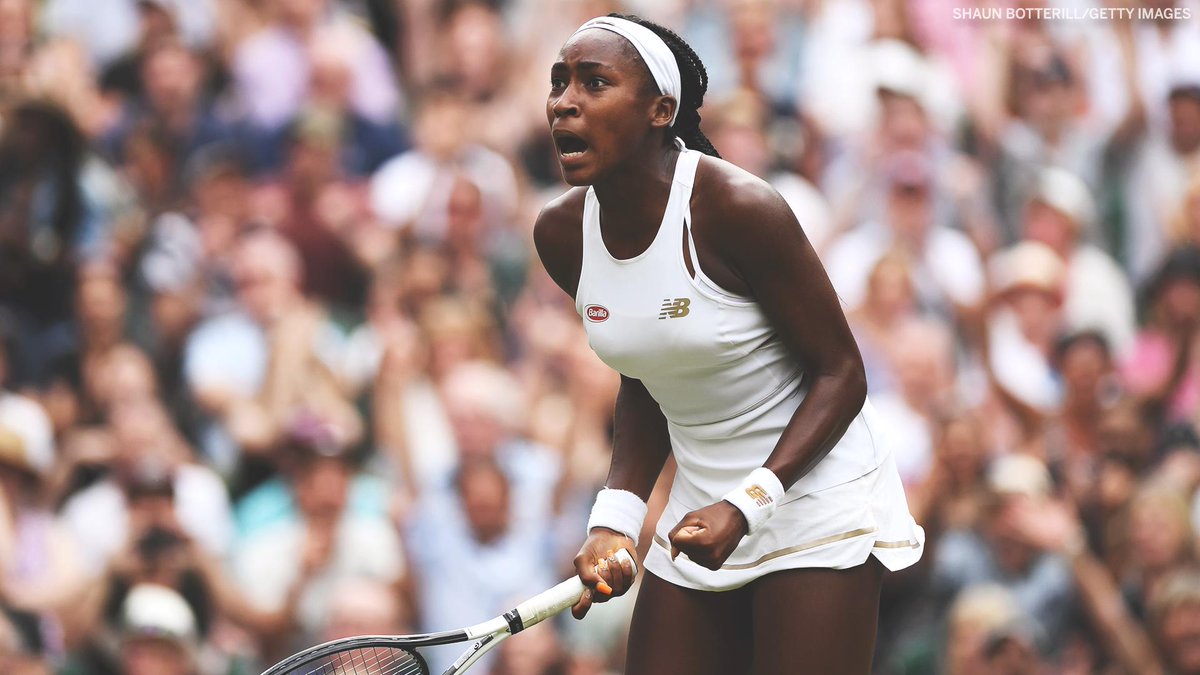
[508,549,638,633]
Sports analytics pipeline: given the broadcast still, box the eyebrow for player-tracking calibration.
[550,60,616,72]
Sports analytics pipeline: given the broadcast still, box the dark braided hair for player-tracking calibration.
[610,14,721,159]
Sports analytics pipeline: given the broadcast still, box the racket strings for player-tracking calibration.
[290,645,428,675]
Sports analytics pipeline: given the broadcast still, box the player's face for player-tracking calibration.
[547,30,661,185]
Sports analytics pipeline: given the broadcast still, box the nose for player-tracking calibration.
[551,88,580,119]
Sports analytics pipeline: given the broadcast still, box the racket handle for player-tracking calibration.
[512,549,638,631]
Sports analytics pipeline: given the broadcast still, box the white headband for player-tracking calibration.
[570,17,682,127]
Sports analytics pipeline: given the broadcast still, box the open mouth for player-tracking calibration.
[554,133,590,159]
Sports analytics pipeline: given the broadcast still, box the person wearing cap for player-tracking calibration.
[1020,166,1136,357]
[59,391,233,579]
[0,336,84,623]
[115,583,198,675]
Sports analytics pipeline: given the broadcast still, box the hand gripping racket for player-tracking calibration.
[260,549,637,675]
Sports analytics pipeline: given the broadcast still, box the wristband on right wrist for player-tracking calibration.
[586,488,648,547]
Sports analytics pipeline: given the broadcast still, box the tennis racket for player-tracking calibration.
[260,548,637,675]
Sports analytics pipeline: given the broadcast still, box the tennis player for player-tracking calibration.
[534,13,925,674]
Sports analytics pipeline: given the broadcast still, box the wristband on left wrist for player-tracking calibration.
[721,467,785,535]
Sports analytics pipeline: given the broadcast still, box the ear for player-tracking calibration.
[649,95,678,130]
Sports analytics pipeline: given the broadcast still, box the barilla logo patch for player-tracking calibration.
[585,305,610,322]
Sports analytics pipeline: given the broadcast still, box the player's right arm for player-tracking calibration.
[533,192,671,618]
[570,374,671,618]
[532,187,587,299]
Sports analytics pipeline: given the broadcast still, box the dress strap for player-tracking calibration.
[674,149,702,190]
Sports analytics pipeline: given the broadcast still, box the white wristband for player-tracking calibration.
[586,488,648,546]
[722,468,785,535]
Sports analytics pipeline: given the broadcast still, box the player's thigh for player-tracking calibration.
[625,571,752,675]
[750,557,885,675]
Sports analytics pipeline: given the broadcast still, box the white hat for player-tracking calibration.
[121,584,197,646]
[0,395,54,475]
[988,240,1066,298]
[987,454,1052,498]
[1030,167,1095,231]
[872,39,928,103]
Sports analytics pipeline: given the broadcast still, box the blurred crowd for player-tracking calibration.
[1,0,1200,673]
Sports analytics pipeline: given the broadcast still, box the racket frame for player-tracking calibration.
[260,550,637,675]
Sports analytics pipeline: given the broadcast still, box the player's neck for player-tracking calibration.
[591,147,680,238]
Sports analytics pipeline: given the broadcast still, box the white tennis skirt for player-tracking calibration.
[643,451,925,592]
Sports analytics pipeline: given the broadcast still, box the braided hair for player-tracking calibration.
[610,13,721,159]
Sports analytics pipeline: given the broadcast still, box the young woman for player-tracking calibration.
[533,14,924,674]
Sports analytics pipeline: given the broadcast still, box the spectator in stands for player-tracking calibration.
[931,454,1078,657]
[848,250,920,396]
[101,39,234,208]
[232,0,399,131]
[986,240,1068,416]
[1119,69,1200,281]
[1047,331,1120,507]
[0,606,53,675]
[1019,167,1136,357]
[1149,567,1200,675]
[870,318,958,487]
[182,230,357,472]
[369,86,518,243]
[406,458,555,674]
[0,101,124,381]
[704,92,835,252]
[114,583,199,675]
[1123,246,1200,427]
[231,435,405,649]
[825,150,986,320]
[61,394,232,577]
[318,577,409,642]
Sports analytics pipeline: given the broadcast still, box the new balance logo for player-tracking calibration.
[745,485,773,507]
[658,297,691,319]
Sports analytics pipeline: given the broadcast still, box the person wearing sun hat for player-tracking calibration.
[985,240,1069,412]
[0,420,85,662]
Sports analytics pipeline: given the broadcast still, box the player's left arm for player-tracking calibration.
[712,176,868,487]
[667,164,867,570]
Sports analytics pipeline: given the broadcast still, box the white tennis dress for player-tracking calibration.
[575,148,924,591]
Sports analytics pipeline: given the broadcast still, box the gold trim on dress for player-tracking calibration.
[872,539,922,549]
[654,526,896,570]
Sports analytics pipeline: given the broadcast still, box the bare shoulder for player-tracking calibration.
[690,155,805,253]
[533,186,589,299]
